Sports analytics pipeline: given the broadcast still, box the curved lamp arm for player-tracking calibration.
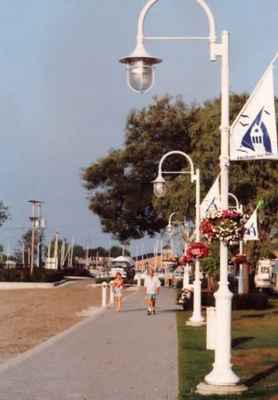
[168,212,176,226]
[137,0,158,43]
[196,0,217,45]
[137,0,217,59]
[158,150,195,182]
[228,192,240,210]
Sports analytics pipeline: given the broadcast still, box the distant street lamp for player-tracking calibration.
[153,150,204,326]
[166,212,176,234]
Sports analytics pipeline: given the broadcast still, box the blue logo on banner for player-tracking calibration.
[245,222,257,238]
[238,107,272,154]
[205,197,218,214]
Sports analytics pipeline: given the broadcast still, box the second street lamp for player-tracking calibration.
[153,150,204,326]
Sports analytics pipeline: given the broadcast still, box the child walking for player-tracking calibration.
[112,272,124,312]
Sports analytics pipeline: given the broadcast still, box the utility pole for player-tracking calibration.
[54,231,59,269]
[22,243,25,268]
[37,202,46,268]
[28,200,44,274]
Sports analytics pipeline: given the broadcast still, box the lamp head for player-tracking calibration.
[166,224,173,234]
[120,43,161,94]
[152,174,167,198]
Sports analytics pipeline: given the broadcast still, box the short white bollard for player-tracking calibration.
[206,307,216,350]
[137,275,141,287]
[102,282,108,308]
[183,265,190,289]
[109,282,114,305]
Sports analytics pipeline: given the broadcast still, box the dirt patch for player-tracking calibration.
[0,280,101,363]
[233,347,278,367]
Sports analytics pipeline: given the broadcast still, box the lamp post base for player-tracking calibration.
[196,382,247,396]
[186,319,205,327]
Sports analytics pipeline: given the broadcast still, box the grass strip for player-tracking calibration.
[177,305,278,400]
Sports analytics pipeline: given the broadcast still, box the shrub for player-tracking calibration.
[175,280,183,289]
[176,290,269,311]
[232,293,270,310]
[95,277,114,284]
[159,278,165,287]
[63,268,91,277]
[0,268,65,283]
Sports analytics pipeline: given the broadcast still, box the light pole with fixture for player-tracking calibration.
[119,0,247,393]
[229,193,244,295]
[153,150,204,326]
[166,212,176,234]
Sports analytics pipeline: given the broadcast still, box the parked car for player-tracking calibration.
[110,266,127,279]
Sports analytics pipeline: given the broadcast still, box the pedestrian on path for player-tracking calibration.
[112,272,124,312]
[144,268,161,315]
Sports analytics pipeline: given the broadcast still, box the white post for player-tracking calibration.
[183,264,190,288]
[187,168,204,326]
[102,282,108,308]
[137,274,141,287]
[110,282,115,305]
[205,31,240,386]
[238,205,244,295]
[206,307,216,350]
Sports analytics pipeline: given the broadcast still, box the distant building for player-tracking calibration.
[4,260,17,269]
[45,257,58,270]
[135,245,177,271]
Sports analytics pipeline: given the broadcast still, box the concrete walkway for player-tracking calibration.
[0,287,178,400]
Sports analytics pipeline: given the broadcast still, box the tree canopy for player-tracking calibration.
[82,95,278,253]
[0,201,8,228]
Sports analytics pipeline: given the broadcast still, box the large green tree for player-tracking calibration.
[82,95,278,254]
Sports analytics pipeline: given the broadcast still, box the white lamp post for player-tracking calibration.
[119,0,247,393]
[153,150,204,326]
[166,212,176,234]
[229,193,244,295]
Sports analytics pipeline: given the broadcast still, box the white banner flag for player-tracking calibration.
[244,209,259,241]
[230,59,278,161]
[200,176,220,219]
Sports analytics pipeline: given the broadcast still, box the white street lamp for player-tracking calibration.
[153,150,204,326]
[119,0,247,393]
[166,212,176,234]
[229,193,244,295]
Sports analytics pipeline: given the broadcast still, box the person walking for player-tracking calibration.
[144,268,161,315]
[112,272,124,312]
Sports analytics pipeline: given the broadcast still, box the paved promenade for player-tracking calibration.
[0,287,178,400]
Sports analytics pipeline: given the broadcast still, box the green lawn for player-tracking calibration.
[177,300,278,400]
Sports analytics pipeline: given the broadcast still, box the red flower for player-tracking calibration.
[187,242,209,259]
[179,255,193,264]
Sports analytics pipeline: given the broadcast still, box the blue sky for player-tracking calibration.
[0,0,278,254]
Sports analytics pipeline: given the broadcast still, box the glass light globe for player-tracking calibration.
[166,224,173,234]
[127,61,154,94]
[153,178,167,198]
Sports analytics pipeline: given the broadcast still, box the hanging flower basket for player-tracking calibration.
[232,254,247,264]
[186,242,209,259]
[179,255,193,265]
[200,209,248,244]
